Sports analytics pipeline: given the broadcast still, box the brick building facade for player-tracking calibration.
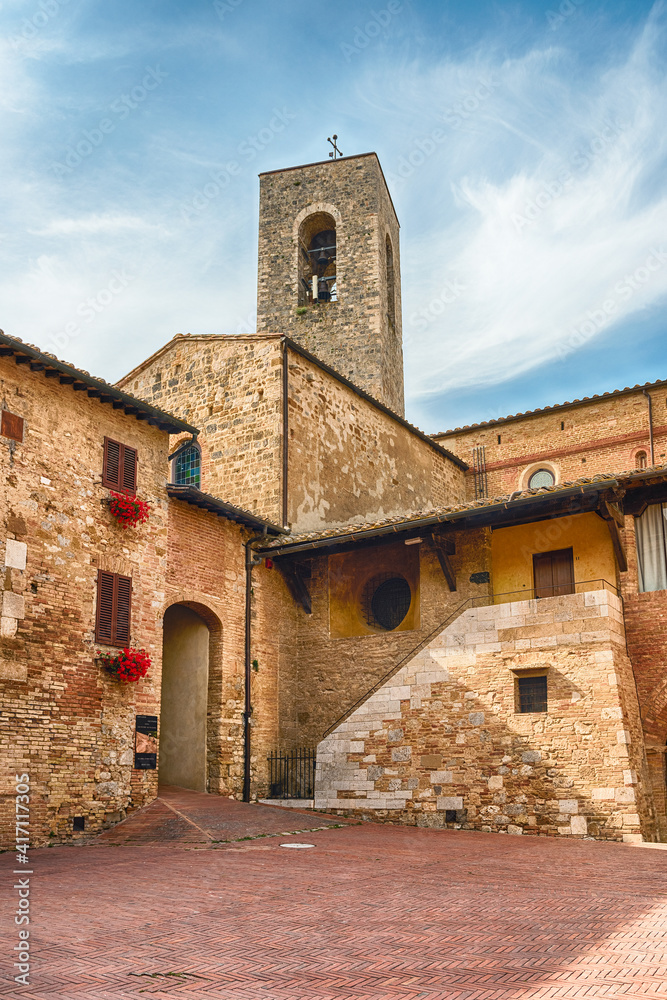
[1,151,666,848]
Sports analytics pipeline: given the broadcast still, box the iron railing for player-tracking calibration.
[322,579,619,737]
[267,748,316,799]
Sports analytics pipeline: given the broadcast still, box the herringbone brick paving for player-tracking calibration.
[2,791,667,999]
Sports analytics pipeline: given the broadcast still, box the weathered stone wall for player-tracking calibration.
[0,357,170,847]
[275,528,493,754]
[436,385,665,499]
[257,154,405,415]
[286,350,465,531]
[119,335,465,534]
[315,590,656,843]
[119,334,285,526]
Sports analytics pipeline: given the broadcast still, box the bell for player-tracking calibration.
[316,251,329,275]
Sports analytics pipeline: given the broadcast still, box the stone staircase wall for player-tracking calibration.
[315,591,656,842]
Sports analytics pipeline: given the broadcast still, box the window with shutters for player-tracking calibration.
[102,437,137,495]
[95,570,132,645]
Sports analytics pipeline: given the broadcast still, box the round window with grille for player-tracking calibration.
[528,468,555,489]
[361,573,412,631]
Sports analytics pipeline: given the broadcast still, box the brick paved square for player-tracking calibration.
[2,792,667,999]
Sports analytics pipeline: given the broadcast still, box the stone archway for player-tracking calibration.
[159,605,212,792]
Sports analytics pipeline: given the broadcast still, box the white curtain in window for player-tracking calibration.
[636,503,667,593]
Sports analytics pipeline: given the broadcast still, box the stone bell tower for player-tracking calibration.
[256,152,405,415]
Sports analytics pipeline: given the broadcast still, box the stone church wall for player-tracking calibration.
[285,349,466,531]
[120,334,285,526]
[120,334,465,535]
[0,357,171,847]
[315,589,656,843]
[437,385,666,499]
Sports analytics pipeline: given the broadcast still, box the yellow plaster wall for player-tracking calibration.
[491,512,617,602]
[328,541,420,638]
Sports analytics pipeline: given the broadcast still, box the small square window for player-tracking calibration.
[72,816,85,831]
[518,675,547,713]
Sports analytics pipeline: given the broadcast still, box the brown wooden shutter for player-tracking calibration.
[95,571,132,645]
[533,552,553,598]
[96,571,115,643]
[115,575,132,645]
[552,548,575,596]
[121,446,137,495]
[533,548,575,598]
[103,438,121,489]
[1,411,24,442]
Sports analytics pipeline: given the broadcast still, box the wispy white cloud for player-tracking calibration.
[367,4,667,402]
[30,214,170,236]
[0,0,665,430]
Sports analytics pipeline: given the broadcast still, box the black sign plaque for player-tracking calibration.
[134,714,158,770]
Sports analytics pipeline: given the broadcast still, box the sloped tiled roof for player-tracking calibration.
[259,465,667,553]
[434,379,666,437]
[167,485,284,535]
[0,331,198,435]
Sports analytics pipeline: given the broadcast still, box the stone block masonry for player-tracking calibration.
[315,590,656,842]
[257,153,405,415]
[119,334,465,533]
[119,334,285,527]
[0,356,172,846]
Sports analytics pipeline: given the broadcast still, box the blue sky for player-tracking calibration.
[1,0,665,433]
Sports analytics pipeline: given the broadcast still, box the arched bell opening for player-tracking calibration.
[298,212,337,306]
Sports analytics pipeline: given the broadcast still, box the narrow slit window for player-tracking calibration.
[386,235,395,331]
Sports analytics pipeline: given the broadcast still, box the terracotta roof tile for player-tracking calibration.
[261,464,667,550]
[433,379,667,436]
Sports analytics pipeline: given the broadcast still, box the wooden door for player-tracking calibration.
[533,547,574,598]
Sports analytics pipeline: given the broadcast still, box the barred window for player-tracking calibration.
[518,675,547,713]
[174,444,201,487]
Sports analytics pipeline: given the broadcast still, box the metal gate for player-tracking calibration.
[267,748,316,799]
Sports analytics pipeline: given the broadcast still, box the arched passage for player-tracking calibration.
[159,604,212,792]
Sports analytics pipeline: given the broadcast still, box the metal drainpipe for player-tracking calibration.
[282,339,289,530]
[642,389,655,466]
[243,531,267,803]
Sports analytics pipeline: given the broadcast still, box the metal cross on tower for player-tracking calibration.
[327,135,342,160]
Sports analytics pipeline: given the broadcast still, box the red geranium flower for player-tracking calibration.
[97,647,151,683]
[108,492,151,529]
